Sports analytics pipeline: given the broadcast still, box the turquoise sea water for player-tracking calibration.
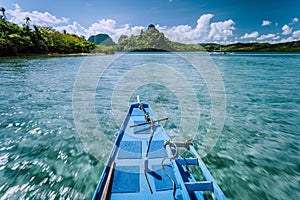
[0,53,299,199]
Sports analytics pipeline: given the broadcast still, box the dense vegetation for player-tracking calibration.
[117,24,204,52]
[201,41,300,52]
[0,22,96,56]
[0,9,96,56]
[92,45,117,54]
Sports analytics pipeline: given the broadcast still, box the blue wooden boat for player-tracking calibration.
[93,97,226,200]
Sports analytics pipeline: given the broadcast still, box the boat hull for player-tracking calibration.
[92,103,226,200]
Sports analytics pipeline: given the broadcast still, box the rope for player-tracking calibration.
[145,121,154,158]
[143,160,153,194]
[162,141,178,198]
[137,95,151,123]
[137,96,154,194]
[183,139,193,149]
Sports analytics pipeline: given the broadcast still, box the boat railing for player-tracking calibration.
[164,140,227,200]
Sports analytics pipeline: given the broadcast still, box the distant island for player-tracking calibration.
[88,34,115,46]
[201,41,300,52]
[116,24,204,52]
[88,24,300,53]
[1,14,300,57]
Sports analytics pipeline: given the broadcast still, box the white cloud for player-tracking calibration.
[278,29,300,43]
[158,14,235,44]
[240,31,259,39]
[282,24,292,35]
[292,30,300,39]
[257,33,276,40]
[209,19,235,41]
[256,34,280,44]
[7,4,68,26]
[262,20,271,26]
[279,36,294,43]
[84,19,144,42]
[292,17,299,23]
[196,14,214,36]
[157,25,194,43]
[55,21,86,36]
[288,17,299,26]
[158,14,213,44]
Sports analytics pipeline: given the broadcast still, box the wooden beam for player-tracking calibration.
[102,161,116,200]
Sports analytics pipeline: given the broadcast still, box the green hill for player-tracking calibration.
[201,41,300,52]
[117,24,204,52]
[88,33,115,46]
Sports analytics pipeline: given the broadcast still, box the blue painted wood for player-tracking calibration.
[111,166,140,193]
[148,140,168,158]
[175,158,199,166]
[185,181,213,192]
[117,141,142,159]
[152,164,178,191]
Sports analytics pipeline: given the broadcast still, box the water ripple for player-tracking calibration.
[0,54,299,199]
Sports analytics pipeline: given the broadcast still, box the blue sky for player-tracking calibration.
[1,0,300,44]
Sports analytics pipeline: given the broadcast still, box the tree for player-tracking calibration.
[24,16,31,25]
[0,7,6,21]
[0,20,97,56]
[23,16,32,35]
[118,35,128,44]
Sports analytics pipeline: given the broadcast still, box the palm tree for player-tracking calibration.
[23,16,31,35]
[0,7,6,21]
[24,16,31,25]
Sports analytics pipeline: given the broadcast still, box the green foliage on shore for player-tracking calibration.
[117,24,204,52]
[202,41,300,52]
[0,18,96,56]
[92,45,117,54]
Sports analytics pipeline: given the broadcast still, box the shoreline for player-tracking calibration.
[0,52,107,59]
[1,51,300,60]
